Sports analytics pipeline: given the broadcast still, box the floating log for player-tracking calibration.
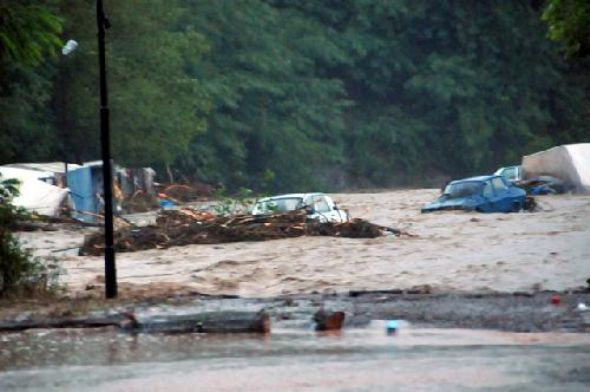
[0,311,270,334]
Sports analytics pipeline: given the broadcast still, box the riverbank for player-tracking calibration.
[1,290,589,333]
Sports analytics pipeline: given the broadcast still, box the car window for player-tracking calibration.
[502,167,516,180]
[483,181,494,197]
[311,196,331,213]
[492,177,508,191]
[443,182,484,198]
[255,197,303,213]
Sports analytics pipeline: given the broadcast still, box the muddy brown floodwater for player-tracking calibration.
[17,191,590,298]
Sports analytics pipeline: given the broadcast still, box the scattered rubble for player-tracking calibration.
[80,208,405,256]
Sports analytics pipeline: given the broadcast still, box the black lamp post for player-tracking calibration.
[97,0,117,298]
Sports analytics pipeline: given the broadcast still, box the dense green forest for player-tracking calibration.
[1,0,589,192]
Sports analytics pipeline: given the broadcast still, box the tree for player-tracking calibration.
[543,0,590,57]
[176,0,349,191]
[0,0,63,66]
[0,1,63,165]
[1,0,588,191]
[55,0,210,168]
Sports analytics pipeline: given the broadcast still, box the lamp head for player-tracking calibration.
[62,39,78,56]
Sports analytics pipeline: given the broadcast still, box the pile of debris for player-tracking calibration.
[80,209,403,256]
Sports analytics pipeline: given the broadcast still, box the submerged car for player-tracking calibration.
[516,175,568,195]
[495,165,568,194]
[252,193,350,223]
[422,175,526,213]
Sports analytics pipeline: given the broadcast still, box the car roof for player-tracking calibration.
[256,193,326,202]
[450,175,500,184]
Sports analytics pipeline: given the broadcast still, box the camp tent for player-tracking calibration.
[0,166,70,216]
[522,143,590,194]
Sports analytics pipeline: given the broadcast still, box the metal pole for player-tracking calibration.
[97,0,117,298]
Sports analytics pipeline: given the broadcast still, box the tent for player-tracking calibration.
[0,166,70,216]
[521,143,590,194]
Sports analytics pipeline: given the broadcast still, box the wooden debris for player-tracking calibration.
[122,310,270,334]
[0,311,270,334]
[80,209,405,256]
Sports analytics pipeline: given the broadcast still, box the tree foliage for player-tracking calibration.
[54,0,210,168]
[1,0,589,191]
[543,0,590,57]
[0,0,63,66]
[0,1,62,164]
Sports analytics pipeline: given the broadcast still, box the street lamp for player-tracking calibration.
[97,0,117,298]
[60,39,78,182]
[62,39,78,55]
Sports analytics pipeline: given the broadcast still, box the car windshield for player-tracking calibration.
[254,197,303,214]
[443,181,484,199]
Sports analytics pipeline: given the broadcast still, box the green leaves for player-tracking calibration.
[174,0,349,191]
[0,176,20,201]
[0,1,63,67]
[543,0,590,57]
[54,0,210,167]
[0,0,588,191]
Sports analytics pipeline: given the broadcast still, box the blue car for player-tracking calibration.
[422,175,526,213]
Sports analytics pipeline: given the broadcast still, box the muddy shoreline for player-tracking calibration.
[2,290,589,333]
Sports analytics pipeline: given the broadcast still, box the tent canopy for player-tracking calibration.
[522,143,590,194]
[0,166,70,216]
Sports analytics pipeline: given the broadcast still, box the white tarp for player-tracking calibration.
[521,143,590,194]
[0,166,70,216]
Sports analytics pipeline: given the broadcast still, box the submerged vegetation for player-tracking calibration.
[0,0,589,193]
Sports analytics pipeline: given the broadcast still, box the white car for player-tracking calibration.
[494,165,522,183]
[252,193,350,223]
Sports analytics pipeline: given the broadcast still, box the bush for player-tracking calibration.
[0,175,61,297]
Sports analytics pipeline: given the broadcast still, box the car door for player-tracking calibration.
[479,180,496,212]
[491,177,513,212]
[307,195,337,222]
[321,196,344,222]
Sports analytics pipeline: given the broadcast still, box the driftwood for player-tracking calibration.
[80,209,405,255]
[121,310,270,334]
[0,311,270,334]
[0,315,122,332]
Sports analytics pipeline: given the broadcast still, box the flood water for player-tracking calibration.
[1,322,589,391]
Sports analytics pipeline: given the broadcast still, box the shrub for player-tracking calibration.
[0,175,61,297]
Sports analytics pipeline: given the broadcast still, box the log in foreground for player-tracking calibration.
[121,310,271,334]
[0,316,122,332]
[80,209,405,255]
[0,311,270,334]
